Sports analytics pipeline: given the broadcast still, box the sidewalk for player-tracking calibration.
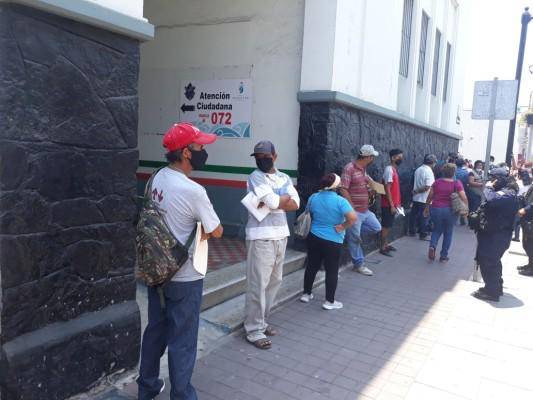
[102,226,533,399]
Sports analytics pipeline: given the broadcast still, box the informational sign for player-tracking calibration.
[179,79,252,138]
[471,79,518,120]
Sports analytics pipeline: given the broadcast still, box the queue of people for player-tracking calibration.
[135,121,533,399]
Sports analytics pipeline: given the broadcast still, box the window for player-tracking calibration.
[443,42,452,101]
[399,0,414,77]
[431,29,441,96]
[417,11,429,87]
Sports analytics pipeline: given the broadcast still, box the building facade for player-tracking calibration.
[138,0,467,233]
[0,1,153,399]
[0,0,467,398]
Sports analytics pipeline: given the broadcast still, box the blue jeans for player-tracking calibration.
[429,207,457,258]
[409,201,430,237]
[467,190,482,213]
[137,280,203,400]
[346,210,382,267]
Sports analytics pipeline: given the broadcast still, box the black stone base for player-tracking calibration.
[297,100,459,256]
[0,4,141,399]
[0,302,140,400]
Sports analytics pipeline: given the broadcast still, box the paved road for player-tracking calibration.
[98,226,533,400]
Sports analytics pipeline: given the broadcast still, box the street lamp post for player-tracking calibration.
[505,7,533,166]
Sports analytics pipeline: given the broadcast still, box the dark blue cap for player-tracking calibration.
[251,140,276,156]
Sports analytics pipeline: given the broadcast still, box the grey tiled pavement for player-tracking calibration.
[189,227,533,400]
[98,226,533,399]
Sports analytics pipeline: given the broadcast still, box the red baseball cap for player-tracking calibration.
[162,122,217,152]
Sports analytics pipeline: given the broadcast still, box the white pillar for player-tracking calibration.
[300,0,338,91]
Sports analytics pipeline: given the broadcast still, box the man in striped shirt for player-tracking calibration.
[244,140,300,349]
[340,145,382,276]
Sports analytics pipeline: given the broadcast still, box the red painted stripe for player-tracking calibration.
[136,172,246,189]
[137,172,151,181]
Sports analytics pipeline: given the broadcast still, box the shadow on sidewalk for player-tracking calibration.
[108,226,532,400]
[489,294,524,309]
[184,226,495,399]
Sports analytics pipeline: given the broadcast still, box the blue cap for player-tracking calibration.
[489,167,508,178]
[251,140,276,156]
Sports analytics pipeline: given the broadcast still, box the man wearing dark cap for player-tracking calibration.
[472,167,519,302]
[137,122,223,400]
[244,140,300,349]
[380,149,404,256]
[410,154,436,240]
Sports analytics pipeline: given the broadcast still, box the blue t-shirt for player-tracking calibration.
[455,168,469,187]
[309,191,354,244]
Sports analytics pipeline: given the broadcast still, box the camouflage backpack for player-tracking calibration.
[136,168,197,291]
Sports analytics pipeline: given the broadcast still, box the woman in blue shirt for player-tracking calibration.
[300,173,357,310]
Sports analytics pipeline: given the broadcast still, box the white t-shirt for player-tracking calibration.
[245,169,300,241]
[151,167,221,282]
[383,166,395,184]
[413,164,435,203]
[519,182,531,196]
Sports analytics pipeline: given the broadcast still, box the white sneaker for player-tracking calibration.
[322,301,343,310]
[300,293,314,303]
[356,265,373,276]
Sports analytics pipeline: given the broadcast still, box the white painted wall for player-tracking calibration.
[301,0,403,110]
[86,0,144,19]
[444,1,469,133]
[299,0,336,92]
[301,0,465,136]
[138,0,305,175]
[428,0,447,126]
[338,0,403,110]
[12,0,153,39]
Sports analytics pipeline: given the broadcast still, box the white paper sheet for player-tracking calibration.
[240,192,271,222]
[192,222,208,276]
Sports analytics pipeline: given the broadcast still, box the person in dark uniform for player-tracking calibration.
[472,168,520,302]
[517,182,533,276]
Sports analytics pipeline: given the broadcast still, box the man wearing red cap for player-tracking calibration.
[137,123,223,400]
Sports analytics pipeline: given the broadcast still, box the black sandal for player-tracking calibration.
[248,337,272,349]
[379,249,393,257]
[265,326,279,337]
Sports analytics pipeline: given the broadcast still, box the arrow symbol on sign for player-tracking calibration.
[181,104,195,113]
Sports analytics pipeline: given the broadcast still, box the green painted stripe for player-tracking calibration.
[139,160,298,178]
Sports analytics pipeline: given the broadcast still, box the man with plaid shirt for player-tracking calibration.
[339,145,382,276]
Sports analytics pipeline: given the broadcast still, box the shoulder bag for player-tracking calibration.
[294,195,314,239]
[450,181,468,216]
[136,168,197,306]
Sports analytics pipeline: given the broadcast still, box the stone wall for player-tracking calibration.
[297,101,460,252]
[0,4,141,399]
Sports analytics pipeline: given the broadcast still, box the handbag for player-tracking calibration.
[294,195,314,239]
[450,182,468,216]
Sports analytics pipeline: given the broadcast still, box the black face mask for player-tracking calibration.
[256,157,274,173]
[395,159,403,166]
[189,149,208,170]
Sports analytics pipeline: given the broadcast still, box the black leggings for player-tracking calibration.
[303,233,342,302]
